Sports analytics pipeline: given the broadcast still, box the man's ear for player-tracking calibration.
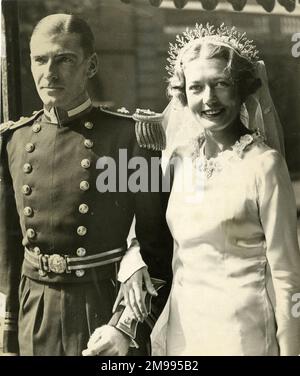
[87,53,98,79]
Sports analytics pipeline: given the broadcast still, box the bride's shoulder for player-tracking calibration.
[244,137,286,176]
[244,133,281,160]
[245,141,271,158]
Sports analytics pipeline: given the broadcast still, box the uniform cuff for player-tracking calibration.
[109,302,139,348]
[118,238,146,283]
[114,304,140,348]
[109,278,166,350]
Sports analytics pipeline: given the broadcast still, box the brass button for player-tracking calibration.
[76,247,86,257]
[81,159,91,169]
[23,163,32,173]
[77,226,87,236]
[32,123,41,133]
[33,246,40,255]
[79,204,89,214]
[26,228,36,239]
[38,269,47,277]
[23,206,33,217]
[22,185,31,195]
[25,143,35,152]
[75,270,85,277]
[80,181,90,191]
[84,139,93,148]
[84,121,93,130]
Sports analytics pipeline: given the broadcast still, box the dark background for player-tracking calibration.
[11,0,300,175]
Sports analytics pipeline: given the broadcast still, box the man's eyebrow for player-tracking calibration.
[55,52,78,57]
[30,54,46,58]
[30,52,77,58]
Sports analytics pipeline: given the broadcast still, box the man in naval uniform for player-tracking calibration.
[0,14,172,355]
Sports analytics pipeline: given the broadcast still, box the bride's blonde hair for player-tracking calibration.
[167,40,261,106]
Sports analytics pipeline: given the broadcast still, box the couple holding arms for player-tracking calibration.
[1,14,299,356]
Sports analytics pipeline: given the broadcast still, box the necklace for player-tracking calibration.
[192,131,263,179]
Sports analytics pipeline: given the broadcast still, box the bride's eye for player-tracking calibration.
[189,84,203,92]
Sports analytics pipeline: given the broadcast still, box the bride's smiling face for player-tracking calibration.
[184,57,241,132]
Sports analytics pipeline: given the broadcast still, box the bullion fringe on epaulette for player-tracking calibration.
[134,121,166,151]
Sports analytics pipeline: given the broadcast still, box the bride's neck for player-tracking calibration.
[203,120,248,159]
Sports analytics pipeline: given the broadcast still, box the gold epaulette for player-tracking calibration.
[0,110,43,135]
[100,106,166,151]
[99,106,132,119]
[0,120,14,135]
[133,108,166,151]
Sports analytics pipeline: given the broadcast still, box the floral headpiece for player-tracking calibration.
[166,23,259,76]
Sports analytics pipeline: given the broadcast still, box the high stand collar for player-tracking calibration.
[43,98,93,126]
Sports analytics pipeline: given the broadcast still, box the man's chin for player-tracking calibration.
[40,97,63,109]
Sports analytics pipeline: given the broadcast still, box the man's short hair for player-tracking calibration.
[30,14,95,57]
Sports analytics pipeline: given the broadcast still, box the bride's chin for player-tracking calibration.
[202,122,230,132]
[191,114,231,133]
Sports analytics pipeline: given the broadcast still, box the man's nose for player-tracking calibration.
[202,85,216,105]
[44,59,58,80]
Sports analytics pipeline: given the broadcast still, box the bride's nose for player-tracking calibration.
[202,85,217,105]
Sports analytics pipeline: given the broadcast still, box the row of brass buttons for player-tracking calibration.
[23,181,90,194]
[23,204,88,217]
[27,225,89,239]
[75,122,94,276]
[25,139,93,155]
[26,120,96,277]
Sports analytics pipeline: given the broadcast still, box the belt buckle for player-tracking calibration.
[48,254,67,274]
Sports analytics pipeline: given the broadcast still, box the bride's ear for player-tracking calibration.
[87,53,98,79]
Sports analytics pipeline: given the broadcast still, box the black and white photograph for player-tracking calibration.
[0,0,300,361]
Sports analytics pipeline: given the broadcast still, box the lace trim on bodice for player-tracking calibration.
[191,131,264,179]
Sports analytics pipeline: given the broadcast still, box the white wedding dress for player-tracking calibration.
[151,134,300,356]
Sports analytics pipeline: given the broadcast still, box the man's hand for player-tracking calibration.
[113,267,157,321]
[82,325,130,356]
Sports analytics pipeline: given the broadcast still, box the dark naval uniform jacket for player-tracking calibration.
[0,102,173,355]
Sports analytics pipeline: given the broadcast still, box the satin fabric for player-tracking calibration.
[152,139,300,355]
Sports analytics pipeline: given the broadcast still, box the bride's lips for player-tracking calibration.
[201,108,225,118]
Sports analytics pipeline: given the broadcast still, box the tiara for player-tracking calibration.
[166,23,259,76]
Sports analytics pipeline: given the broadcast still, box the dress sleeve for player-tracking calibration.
[257,149,300,356]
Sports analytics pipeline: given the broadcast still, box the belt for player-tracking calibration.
[25,246,126,275]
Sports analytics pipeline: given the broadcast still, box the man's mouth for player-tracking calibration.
[41,86,64,90]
